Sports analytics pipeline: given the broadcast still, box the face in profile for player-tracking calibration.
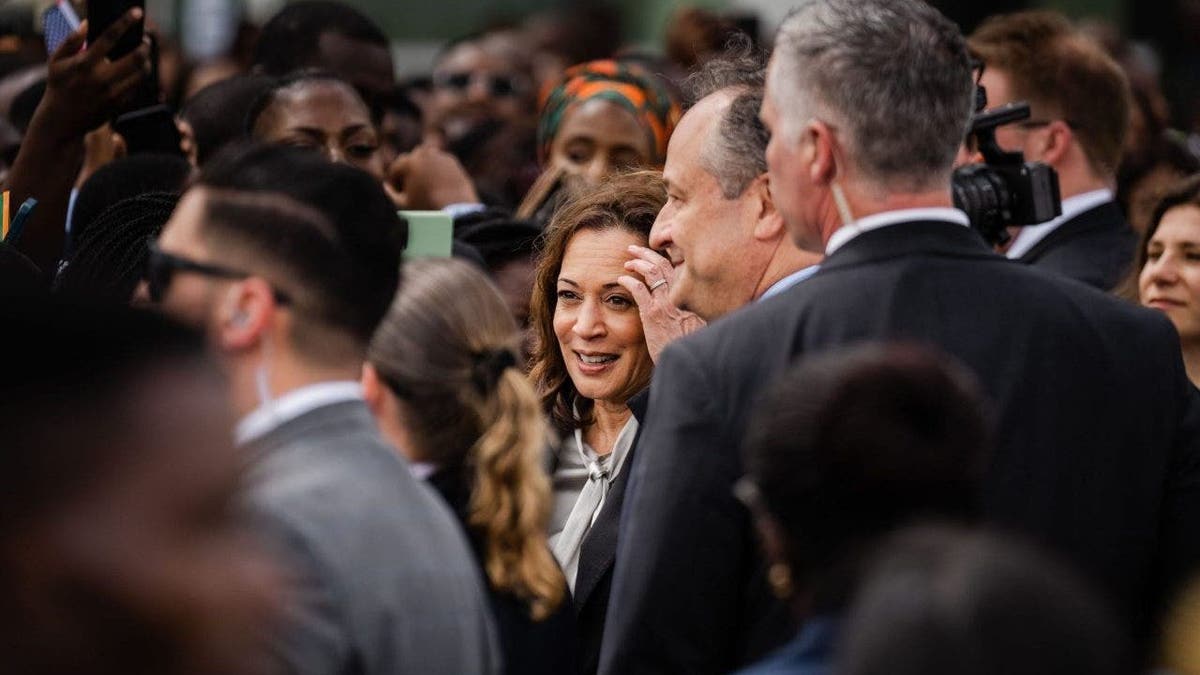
[547,98,652,185]
[253,79,385,180]
[554,227,653,405]
[1140,204,1200,341]
[12,363,282,674]
[153,190,224,331]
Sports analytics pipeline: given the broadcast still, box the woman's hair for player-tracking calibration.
[1136,173,1200,271]
[1120,172,1200,301]
[528,170,666,433]
[367,258,564,620]
[245,69,367,135]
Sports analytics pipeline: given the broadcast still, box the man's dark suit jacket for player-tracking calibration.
[599,219,1200,675]
[1017,200,1136,291]
[563,390,650,675]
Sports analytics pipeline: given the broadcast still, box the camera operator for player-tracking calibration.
[600,2,1200,672]
[969,11,1136,291]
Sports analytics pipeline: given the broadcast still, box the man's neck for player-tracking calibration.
[231,350,364,419]
[819,185,954,249]
[754,239,823,300]
[1058,173,1112,201]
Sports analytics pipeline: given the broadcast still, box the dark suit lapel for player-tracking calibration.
[573,394,647,610]
[1018,200,1127,263]
[819,220,999,273]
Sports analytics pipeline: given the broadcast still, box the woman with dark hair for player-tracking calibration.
[517,61,679,220]
[1136,173,1200,386]
[363,258,576,675]
[527,170,665,674]
[247,70,386,179]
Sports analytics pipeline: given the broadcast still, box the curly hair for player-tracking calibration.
[528,170,665,433]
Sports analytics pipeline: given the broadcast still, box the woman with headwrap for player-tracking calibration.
[518,60,680,220]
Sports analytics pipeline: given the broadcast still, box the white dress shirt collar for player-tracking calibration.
[235,380,364,446]
[759,264,821,301]
[825,207,970,255]
[1005,189,1114,260]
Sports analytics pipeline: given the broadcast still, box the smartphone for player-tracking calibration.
[398,210,453,259]
[43,1,82,55]
[87,0,143,60]
[113,104,183,158]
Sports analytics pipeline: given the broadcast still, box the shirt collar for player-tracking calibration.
[825,207,970,255]
[235,381,364,446]
[759,264,821,301]
[1005,189,1114,260]
[571,415,639,481]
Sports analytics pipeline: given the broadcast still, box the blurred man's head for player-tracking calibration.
[762,0,974,251]
[151,144,404,414]
[969,11,1131,198]
[430,31,535,145]
[0,297,281,675]
[253,0,394,104]
[652,41,817,320]
[741,344,989,616]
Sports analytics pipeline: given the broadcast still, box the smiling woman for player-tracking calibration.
[1138,174,1200,386]
[527,169,666,674]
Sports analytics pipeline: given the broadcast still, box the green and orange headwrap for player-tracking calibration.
[537,60,681,167]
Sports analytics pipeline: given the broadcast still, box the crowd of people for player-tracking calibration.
[4,0,1200,673]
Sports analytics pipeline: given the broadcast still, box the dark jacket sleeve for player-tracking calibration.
[599,338,762,674]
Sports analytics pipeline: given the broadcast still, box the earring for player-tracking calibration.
[767,562,795,599]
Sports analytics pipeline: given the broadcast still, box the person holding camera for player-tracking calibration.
[969,11,1136,291]
[601,2,1200,673]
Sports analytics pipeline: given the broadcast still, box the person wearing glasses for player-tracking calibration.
[148,145,501,675]
[968,11,1136,291]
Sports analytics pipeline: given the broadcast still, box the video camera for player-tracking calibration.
[952,102,1061,246]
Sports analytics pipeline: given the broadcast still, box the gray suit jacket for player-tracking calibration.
[245,400,502,675]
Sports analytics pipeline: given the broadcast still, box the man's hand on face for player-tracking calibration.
[620,244,706,364]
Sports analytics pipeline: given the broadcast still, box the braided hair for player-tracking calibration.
[54,193,179,303]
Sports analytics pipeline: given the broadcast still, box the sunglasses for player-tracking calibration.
[433,71,526,98]
[145,239,291,305]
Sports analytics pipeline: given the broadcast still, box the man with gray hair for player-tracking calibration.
[602,1,1200,672]
[620,38,821,361]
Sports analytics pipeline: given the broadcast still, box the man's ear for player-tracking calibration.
[215,278,274,352]
[361,363,386,416]
[807,119,840,186]
[750,174,786,241]
[1039,119,1074,166]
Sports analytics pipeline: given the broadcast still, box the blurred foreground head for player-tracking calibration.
[742,343,990,616]
[0,296,282,675]
[838,525,1130,675]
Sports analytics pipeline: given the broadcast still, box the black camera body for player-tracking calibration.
[952,102,1061,246]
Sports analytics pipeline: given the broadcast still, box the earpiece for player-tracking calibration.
[232,312,249,327]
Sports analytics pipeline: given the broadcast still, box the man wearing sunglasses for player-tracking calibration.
[149,146,501,675]
[969,11,1135,291]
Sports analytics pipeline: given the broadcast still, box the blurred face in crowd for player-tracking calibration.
[653,92,773,320]
[978,67,1051,163]
[317,31,396,103]
[431,37,533,143]
[11,364,282,674]
[153,190,227,331]
[554,227,653,405]
[548,99,652,185]
[253,79,385,180]
[1140,205,1200,342]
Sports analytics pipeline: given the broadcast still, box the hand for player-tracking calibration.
[75,124,127,189]
[37,11,151,140]
[619,244,706,363]
[385,143,479,209]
